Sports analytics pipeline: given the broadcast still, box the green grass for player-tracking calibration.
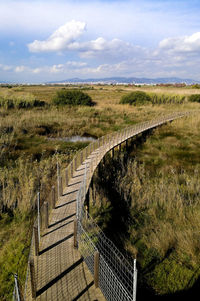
[0,212,32,300]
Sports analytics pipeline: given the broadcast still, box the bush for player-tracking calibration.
[52,89,94,106]
[191,84,200,89]
[0,96,46,109]
[120,91,151,105]
[149,93,185,104]
[188,94,200,103]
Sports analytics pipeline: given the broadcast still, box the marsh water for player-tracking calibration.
[48,135,97,142]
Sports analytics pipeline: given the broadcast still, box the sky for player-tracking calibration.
[1,0,200,83]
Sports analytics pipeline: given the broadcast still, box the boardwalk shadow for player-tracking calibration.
[48,213,76,228]
[39,233,74,255]
[42,220,73,237]
[72,173,84,178]
[36,258,84,297]
[62,189,79,196]
[56,199,76,209]
[72,281,94,301]
[67,181,82,188]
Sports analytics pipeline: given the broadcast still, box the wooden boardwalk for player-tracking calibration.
[31,157,105,301]
[24,112,192,301]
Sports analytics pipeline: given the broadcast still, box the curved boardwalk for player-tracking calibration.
[24,112,192,301]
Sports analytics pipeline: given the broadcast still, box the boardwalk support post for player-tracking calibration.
[51,186,56,209]
[34,226,39,256]
[44,202,49,229]
[74,218,78,248]
[94,251,100,288]
[30,259,37,299]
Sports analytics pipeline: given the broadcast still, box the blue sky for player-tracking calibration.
[1,0,200,82]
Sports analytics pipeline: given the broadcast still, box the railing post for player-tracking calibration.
[44,202,49,229]
[94,251,100,288]
[133,259,138,301]
[14,274,20,301]
[74,218,78,248]
[71,161,73,178]
[75,157,77,171]
[65,168,68,186]
[37,192,40,243]
[59,176,63,196]
[34,226,39,256]
[90,160,93,177]
[57,162,61,197]
[30,259,37,299]
[51,186,56,209]
[84,162,87,197]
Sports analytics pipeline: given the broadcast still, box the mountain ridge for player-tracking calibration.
[47,76,200,85]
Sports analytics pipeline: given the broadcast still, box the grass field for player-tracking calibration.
[90,112,200,298]
[0,84,199,299]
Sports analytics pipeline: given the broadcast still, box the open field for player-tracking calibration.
[0,84,200,299]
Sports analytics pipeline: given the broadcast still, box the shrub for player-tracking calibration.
[188,94,200,103]
[191,84,200,89]
[52,89,94,106]
[149,93,185,104]
[0,96,46,109]
[120,91,151,105]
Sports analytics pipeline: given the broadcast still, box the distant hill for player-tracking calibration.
[47,77,200,85]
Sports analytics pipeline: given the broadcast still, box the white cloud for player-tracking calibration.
[15,65,26,73]
[66,61,87,67]
[27,20,146,64]
[28,20,86,52]
[78,37,144,60]
[50,64,65,73]
[0,64,13,71]
[159,32,200,54]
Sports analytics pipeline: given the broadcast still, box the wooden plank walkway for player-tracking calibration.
[24,112,192,301]
[32,157,105,301]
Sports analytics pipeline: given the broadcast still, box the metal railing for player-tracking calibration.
[22,111,192,300]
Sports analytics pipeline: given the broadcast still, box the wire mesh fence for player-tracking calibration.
[21,111,192,300]
[77,159,136,301]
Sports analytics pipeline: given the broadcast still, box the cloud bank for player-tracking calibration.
[28,20,86,52]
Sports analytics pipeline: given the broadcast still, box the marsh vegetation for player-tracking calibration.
[90,113,200,299]
[0,84,199,299]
